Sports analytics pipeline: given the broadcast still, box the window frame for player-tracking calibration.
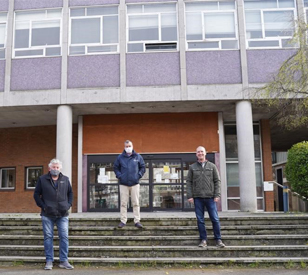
[25,166,43,190]
[69,5,119,56]
[185,1,239,51]
[13,8,62,58]
[126,2,178,53]
[0,12,7,59]
[243,0,297,49]
[0,167,16,191]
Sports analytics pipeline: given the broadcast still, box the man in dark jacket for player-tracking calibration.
[34,158,74,270]
[186,146,225,248]
[114,140,145,228]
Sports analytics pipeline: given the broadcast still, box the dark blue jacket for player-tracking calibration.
[33,172,73,217]
[114,150,145,186]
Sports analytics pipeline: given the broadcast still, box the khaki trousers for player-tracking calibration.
[120,184,140,224]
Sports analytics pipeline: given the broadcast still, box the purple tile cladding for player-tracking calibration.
[0,0,8,11]
[186,51,242,85]
[68,55,120,88]
[126,52,180,86]
[247,49,297,83]
[11,58,61,91]
[0,60,5,91]
[126,0,175,3]
[69,0,119,6]
[14,0,63,10]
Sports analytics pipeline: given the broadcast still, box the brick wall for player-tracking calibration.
[0,125,78,213]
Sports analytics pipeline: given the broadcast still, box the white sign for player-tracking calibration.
[264,181,274,191]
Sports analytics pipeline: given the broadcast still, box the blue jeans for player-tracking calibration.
[41,215,69,262]
[194,198,222,241]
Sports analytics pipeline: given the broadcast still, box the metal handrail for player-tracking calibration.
[269,181,307,201]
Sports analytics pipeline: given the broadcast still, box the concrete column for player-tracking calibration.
[178,0,187,100]
[218,112,227,211]
[77,116,83,212]
[4,0,14,99]
[236,0,249,88]
[236,101,257,212]
[56,105,73,182]
[119,0,126,102]
[61,0,69,104]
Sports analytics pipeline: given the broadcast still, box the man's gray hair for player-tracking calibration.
[124,140,133,145]
[48,158,62,168]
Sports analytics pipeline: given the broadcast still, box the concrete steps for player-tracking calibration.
[0,213,308,267]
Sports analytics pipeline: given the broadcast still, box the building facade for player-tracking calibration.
[1,0,305,213]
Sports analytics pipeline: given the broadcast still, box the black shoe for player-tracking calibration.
[135,222,143,228]
[118,222,126,228]
[198,240,207,247]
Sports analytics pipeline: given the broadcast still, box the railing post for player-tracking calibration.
[283,186,289,213]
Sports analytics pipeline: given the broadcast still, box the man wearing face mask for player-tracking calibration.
[114,140,145,228]
[34,158,74,270]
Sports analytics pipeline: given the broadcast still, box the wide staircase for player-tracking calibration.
[0,213,308,267]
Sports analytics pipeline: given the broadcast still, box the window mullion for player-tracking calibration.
[29,20,33,48]
[260,10,265,39]
[101,16,103,45]
[202,11,205,41]
[158,13,161,42]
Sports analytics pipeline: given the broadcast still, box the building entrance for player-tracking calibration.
[87,153,215,212]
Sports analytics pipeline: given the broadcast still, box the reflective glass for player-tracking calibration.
[186,13,202,40]
[87,6,118,16]
[46,47,61,56]
[127,43,144,52]
[161,13,177,41]
[220,2,236,10]
[185,2,218,12]
[139,185,149,208]
[1,169,15,188]
[245,11,262,39]
[71,18,100,44]
[70,45,85,55]
[89,185,118,210]
[15,49,43,56]
[89,162,118,184]
[264,10,294,37]
[0,13,7,21]
[0,24,5,45]
[248,40,280,47]
[244,0,277,9]
[152,185,182,209]
[278,0,295,8]
[204,12,235,38]
[15,10,45,21]
[31,20,60,46]
[153,161,181,183]
[144,3,176,13]
[15,24,30,48]
[0,49,4,58]
[47,9,62,18]
[26,167,42,188]
[70,8,85,17]
[128,15,159,41]
[88,45,117,53]
[188,41,219,49]
[305,0,308,7]
[103,16,118,44]
[221,40,238,49]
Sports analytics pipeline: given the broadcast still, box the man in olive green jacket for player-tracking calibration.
[186,146,225,248]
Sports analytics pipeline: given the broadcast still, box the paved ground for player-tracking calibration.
[0,266,307,275]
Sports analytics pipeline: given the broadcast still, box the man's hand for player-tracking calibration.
[188,198,194,204]
[214,197,220,202]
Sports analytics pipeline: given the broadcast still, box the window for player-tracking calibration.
[0,12,7,59]
[26,166,43,189]
[244,0,297,49]
[69,6,119,55]
[304,0,308,23]
[14,9,62,58]
[185,1,238,50]
[127,3,178,52]
[0,168,16,190]
[224,123,263,210]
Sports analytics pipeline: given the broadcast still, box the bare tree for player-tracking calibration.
[256,20,308,129]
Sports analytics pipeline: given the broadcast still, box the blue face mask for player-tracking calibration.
[50,169,60,176]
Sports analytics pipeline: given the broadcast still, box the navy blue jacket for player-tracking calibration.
[114,150,145,186]
[33,172,73,217]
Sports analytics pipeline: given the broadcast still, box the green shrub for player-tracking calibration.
[285,141,308,198]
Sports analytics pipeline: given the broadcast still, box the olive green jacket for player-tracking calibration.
[186,161,221,199]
